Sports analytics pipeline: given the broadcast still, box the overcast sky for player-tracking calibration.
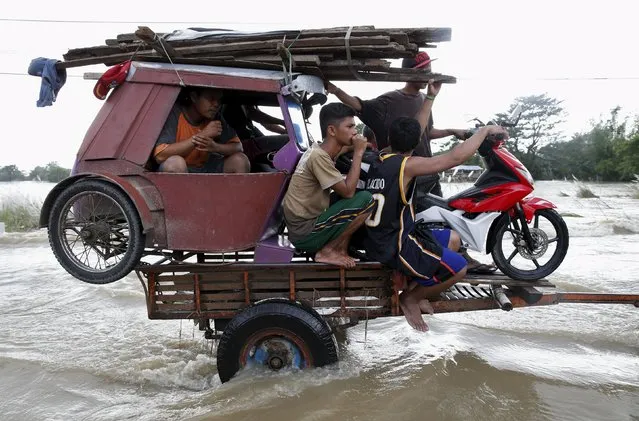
[2,0,638,171]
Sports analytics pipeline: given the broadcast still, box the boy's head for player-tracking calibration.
[182,87,223,120]
[389,117,421,153]
[402,51,434,91]
[319,103,357,144]
[362,125,376,143]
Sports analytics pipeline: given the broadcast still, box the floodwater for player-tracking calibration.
[0,180,638,421]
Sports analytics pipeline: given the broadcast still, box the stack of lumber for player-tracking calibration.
[59,26,456,83]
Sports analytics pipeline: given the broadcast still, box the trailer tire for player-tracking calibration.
[216,300,338,383]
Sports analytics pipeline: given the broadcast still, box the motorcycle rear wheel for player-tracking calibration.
[491,209,569,281]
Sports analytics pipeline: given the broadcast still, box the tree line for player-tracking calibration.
[440,94,639,181]
[0,162,71,183]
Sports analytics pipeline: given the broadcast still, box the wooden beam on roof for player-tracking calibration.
[135,26,182,60]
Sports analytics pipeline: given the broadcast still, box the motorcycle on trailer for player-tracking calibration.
[415,106,569,281]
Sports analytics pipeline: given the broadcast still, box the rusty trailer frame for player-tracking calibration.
[134,254,639,328]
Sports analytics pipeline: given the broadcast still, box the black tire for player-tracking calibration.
[216,300,338,383]
[256,298,334,334]
[491,208,569,281]
[48,179,146,284]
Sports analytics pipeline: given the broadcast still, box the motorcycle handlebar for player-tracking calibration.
[486,133,506,142]
[463,129,506,143]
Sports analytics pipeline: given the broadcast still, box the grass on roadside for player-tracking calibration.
[575,185,599,198]
[0,201,41,232]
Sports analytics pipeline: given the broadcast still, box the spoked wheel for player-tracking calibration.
[216,300,338,383]
[48,179,145,284]
[491,209,569,281]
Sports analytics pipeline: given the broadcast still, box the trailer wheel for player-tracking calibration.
[216,300,338,383]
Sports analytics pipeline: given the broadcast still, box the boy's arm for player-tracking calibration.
[415,80,441,135]
[326,82,363,112]
[328,135,368,198]
[429,128,470,140]
[404,126,508,181]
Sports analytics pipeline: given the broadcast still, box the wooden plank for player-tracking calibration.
[198,272,245,282]
[59,41,409,69]
[286,43,411,56]
[135,26,182,59]
[238,54,322,66]
[155,283,195,292]
[198,282,244,291]
[160,36,393,57]
[200,292,246,301]
[557,292,639,305]
[321,70,457,83]
[344,280,390,289]
[155,303,196,311]
[153,294,194,302]
[321,59,391,69]
[139,261,386,274]
[298,290,388,299]
[155,274,196,282]
[250,291,290,300]
[201,301,246,310]
[248,281,290,290]
[105,55,274,69]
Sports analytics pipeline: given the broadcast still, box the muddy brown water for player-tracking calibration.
[0,181,637,421]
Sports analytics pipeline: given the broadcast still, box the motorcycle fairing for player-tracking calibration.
[449,182,533,213]
[415,207,501,252]
[519,196,557,222]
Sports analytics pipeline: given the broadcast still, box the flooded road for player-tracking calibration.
[1,181,638,421]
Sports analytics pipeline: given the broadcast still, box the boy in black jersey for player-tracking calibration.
[364,81,509,331]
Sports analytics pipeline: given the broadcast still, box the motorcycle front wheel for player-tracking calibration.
[491,209,569,281]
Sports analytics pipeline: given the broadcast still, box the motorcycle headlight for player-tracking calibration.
[516,167,534,186]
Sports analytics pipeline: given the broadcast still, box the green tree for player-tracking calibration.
[28,162,70,182]
[28,165,47,181]
[538,107,639,181]
[43,162,70,182]
[0,165,26,182]
[495,94,565,178]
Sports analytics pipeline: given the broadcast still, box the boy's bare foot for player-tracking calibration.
[399,290,429,332]
[315,248,356,268]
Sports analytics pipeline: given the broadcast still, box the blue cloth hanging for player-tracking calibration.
[28,58,67,107]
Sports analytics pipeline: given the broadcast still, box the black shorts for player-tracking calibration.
[399,228,467,286]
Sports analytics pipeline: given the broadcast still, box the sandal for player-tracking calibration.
[467,263,498,275]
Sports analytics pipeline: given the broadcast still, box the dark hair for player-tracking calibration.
[362,125,376,141]
[389,117,421,153]
[319,103,356,138]
[177,87,222,105]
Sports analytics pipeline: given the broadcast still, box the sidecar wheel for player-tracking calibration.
[48,179,145,284]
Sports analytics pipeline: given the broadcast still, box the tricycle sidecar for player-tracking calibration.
[40,62,323,283]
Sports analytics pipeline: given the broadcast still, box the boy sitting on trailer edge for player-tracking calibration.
[364,80,509,331]
[282,103,374,268]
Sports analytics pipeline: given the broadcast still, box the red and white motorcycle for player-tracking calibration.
[415,108,569,281]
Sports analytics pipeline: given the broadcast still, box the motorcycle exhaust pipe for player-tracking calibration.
[491,285,513,311]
